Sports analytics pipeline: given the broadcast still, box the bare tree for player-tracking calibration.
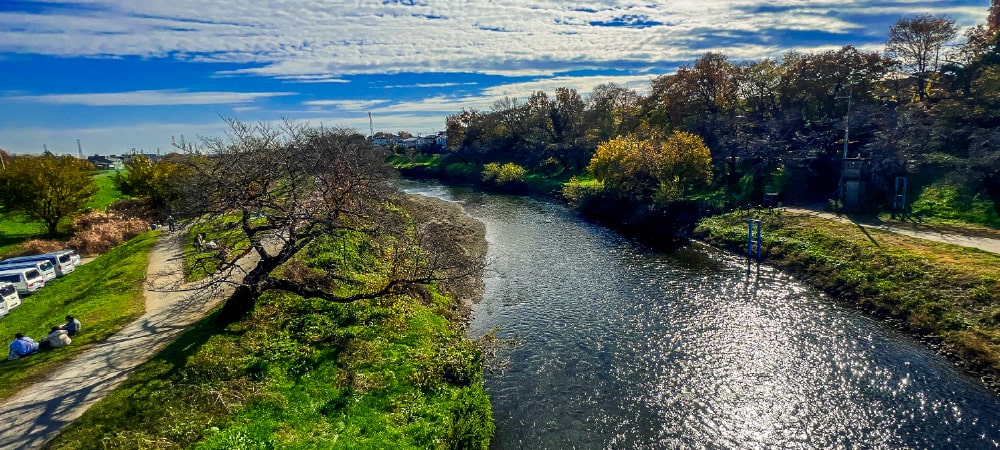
[173,119,480,324]
[886,14,959,101]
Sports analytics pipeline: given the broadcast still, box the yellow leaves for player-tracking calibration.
[587,131,713,202]
[587,135,654,197]
[482,162,526,186]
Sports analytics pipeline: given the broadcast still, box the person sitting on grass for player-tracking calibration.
[7,333,39,360]
[40,326,72,350]
[62,315,81,337]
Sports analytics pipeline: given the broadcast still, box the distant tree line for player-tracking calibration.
[442,9,1000,223]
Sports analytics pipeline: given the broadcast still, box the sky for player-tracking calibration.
[0,0,992,156]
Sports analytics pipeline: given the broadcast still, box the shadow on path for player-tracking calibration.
[0,230,243,449]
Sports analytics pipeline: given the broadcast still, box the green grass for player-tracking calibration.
[0,216,47,257]
[694,211,1000,375]
[0,170,127,257]
[48,217,492,449]
[0,231,159,401]
[85,170,124,210]
[183,215,254,282]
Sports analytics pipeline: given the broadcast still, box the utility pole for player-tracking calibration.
[836,87,853,206]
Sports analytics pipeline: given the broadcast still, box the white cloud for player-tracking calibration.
[302,99,389,110]
[0,1,989,79]
[385,82,479,89]
[9,89,295,106]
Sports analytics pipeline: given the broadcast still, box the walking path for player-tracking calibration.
[0,231,239,449]
[783,207,1000,254]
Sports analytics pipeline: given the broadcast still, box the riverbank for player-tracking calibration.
[694,211,1000,392]
[45,195,493,449]
[394,164,1000,393]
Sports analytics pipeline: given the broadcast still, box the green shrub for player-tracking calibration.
[482,162,526,187]
[911,184,1000,227]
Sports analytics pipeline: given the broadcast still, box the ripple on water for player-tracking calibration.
[400,181,1000,449]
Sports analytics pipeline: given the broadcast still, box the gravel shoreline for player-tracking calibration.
[403,194,488,322]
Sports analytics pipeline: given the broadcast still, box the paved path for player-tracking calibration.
[0,231,239,449]
[784,207,1000,254]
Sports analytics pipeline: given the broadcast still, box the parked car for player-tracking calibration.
[2,253,75,277]
[0,260,57,281]
[61,249,82,266]
[0,267,45,296]
[0,282,19,317]
[46,250,81,270]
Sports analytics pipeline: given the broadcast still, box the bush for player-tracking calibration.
[562,176,604,207]
[911,184,1000,227]
[67,211,150,255]
[16,239,65,256]
[105,198,155,222]
[539,157,564,176]
[482,162,526,186]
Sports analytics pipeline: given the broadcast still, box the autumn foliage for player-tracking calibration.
[67,210,150,255]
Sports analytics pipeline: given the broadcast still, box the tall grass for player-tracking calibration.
[911,184,1000,228]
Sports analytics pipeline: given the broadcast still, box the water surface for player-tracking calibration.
[402,181,1000,449]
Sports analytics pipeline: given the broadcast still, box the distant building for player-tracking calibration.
[87,154,123,170]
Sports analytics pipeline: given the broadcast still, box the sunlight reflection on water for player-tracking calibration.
[400,180,1000,449]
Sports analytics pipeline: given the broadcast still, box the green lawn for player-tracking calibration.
[0,170,125,258]
[85,170,123,210]
[0,217,47,257]
[0,231,159,401]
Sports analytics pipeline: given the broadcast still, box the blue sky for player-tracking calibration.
[0,0,991,155]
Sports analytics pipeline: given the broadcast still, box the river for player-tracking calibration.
[401,181,1000,449]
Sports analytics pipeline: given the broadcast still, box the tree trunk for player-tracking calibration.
[45,219,59,237]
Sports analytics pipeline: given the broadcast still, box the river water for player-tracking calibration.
[401,181,1000,449]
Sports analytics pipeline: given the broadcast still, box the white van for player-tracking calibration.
[47,250,81,269]
[0,260,57,281]
[2,253,75,277]
[67,249,82,266]
[0,282,19,313]
[0,268,45,296]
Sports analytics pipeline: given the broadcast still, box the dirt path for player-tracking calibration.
[0,231,239,449]
[783,207,1000,254]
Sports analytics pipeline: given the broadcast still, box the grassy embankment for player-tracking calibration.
[0,170,123,257]
[48,209,493,448]
[695,211,1000,385]
[0,231,159,401]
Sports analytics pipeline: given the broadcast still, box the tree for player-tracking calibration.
[886,14,959,101]
[0,154,98,235]
[587,134,655,199]
[652,131,713,203]
[587,131,712,203]
[585,83,642,143]
[173,119,475,325]
[112,155,186,215]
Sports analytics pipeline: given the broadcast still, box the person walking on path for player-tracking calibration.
[167,215,176,232]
